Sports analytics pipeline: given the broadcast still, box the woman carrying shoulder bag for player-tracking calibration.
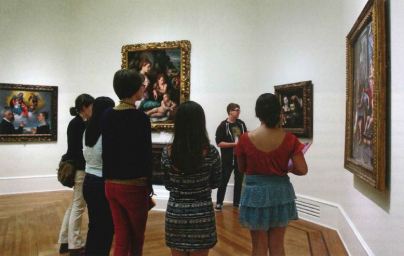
[58,93,94,255]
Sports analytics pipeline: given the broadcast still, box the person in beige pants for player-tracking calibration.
[58,94,94,255]
[58,171,86,250]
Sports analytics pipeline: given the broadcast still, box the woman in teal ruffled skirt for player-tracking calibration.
[235,93,308,256]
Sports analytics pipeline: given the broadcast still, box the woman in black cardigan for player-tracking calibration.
[102,69,153,256]
[58,93,94,255]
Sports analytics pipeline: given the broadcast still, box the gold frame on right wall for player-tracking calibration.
[345,0,387,190]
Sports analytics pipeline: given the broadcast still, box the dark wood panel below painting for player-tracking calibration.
[152,143,166,185]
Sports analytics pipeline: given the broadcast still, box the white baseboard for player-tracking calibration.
[152,183,235,211]
[296,194,373,256]
[0,174,69,195]
[0,178,372,256]
[154,185,372,256]
[152,185,169,211]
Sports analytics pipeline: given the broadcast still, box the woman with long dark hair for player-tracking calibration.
[58,93,94,255]
[82,96,115,255]
[161,101,222,256]
[235,93,308,256]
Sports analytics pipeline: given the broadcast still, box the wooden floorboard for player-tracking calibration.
[0,191,348,256]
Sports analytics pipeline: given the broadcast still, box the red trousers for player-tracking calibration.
[105,182,149,256]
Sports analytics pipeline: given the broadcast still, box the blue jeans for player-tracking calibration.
[83,173,114,255]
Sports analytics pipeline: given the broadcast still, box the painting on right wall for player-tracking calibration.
[344,0,387,190]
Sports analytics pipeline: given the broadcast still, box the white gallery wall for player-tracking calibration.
[0,0,403,255]
[0,1,74,192]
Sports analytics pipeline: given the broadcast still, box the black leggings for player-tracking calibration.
[83,173,114,256]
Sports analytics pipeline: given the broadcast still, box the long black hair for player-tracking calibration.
[85,97,115,147]
[69,93,95,116]
[171,101,210,171]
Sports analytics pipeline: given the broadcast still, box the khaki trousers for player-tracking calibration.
[58,170,86,249]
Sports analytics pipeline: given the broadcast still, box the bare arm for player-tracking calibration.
[162,84,167,93]
[170,101,176,110]
[165,101,176,111]
[289,152,308,175]
[161,100,169,110]
[209,147,222,188]
[217,141,237,148]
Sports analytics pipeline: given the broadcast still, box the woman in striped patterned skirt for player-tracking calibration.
[161,101,222,256]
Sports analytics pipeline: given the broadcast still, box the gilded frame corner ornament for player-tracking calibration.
[121,40,191,131]
[0,83,58,143]
[344,0,387,190]
[274,81,313,138]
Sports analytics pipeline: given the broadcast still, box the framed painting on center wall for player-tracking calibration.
[344,0,387,190]
[121,40,191,131]
[0,83,58,142]
[274,81,313,138]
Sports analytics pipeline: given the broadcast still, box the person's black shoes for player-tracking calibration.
[59,243,68,254]
[59,244,85,255]
[215,203,223,211]
[68,247,85,256]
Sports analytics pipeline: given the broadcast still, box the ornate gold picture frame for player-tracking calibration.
[345,0,387,190]
[0,83,58,142]
[121,40,191,131]
[274,81,313,138]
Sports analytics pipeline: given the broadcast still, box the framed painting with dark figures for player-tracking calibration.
[0,83,58,142]
[345,0,387,190]
[274,81,313,138]
[121,40,191,131]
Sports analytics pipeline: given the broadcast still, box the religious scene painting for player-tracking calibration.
[0,83,58,142]
[274,81,313,138]
[345,0,387,190]
[351,22,374,169]
[121,40,191,130]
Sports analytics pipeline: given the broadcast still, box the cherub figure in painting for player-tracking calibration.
[152,74,168,101]
[28,93,39,112]
[146,93,176,118]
